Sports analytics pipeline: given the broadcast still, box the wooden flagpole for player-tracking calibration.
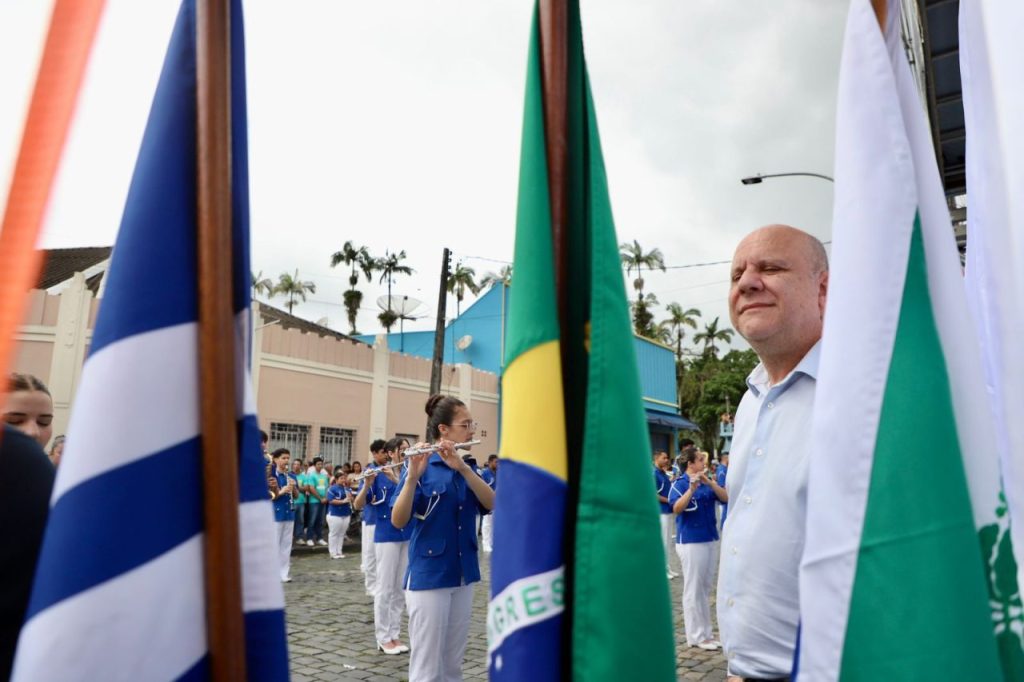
[537,1,573,677]
[195,0,246,679]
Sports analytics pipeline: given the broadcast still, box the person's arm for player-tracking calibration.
[704,471,728,503]
[352,475,374,510]
[391,452,429,529]
[671,477,699,514]
[435,442,495,510]
[655,471,670,505]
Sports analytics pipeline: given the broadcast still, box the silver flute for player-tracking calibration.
[351,440,482,481]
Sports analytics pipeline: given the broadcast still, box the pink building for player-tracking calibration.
[12,248,499,465]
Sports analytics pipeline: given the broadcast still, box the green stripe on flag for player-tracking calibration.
[840,216,1002,680]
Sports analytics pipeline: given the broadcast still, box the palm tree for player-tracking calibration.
[630,292,660,338]
[447,262,480,317]
[693,317,735,356]
[274,270,316,315]
[479,264,513,290]
[329,241,376,334]
[619,239,666,303]
[376,250,414,332]
[660,303,702,364]
[251,270,273,300]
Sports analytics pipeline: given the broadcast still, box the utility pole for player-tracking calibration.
[428,248,451,411]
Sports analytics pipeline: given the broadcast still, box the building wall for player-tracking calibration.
[10,289,500,465]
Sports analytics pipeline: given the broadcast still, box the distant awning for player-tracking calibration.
[645,409,697,431]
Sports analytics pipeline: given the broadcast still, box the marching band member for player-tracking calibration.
[269,448,298,583]
[669,448,727,650]
[359,439,389,596]
[480,454,498,553]
[326,471,354,559]
[391,395,495,682]
[355,437,412,655]
[653,451,679,579]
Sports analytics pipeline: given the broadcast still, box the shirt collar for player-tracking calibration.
[746,339,821,398]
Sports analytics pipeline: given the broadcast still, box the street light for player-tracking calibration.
[741,172,835,185]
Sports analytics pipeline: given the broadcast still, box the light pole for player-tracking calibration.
[741,172,834,185]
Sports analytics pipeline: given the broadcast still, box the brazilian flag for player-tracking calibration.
[487,2,675,680]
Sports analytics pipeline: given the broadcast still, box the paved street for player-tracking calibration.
[284,538,727,681]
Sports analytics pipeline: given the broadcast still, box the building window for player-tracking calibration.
[319,426,355,467]
[269,422,310,462]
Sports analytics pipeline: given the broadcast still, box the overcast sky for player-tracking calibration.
[0,0,848,353]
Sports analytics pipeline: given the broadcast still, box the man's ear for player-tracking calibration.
[818,270,829,316]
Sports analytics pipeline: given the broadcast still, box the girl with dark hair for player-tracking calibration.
[3,373,54,448]
[326,471,354,559]
[391,395,495,681]
[669,449,728,650]
[355,437,412,655]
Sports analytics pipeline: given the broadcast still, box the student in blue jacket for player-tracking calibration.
[326,472,353,559]
[269,448,298,583]
[669,449,728,651]
[391,395,495,682]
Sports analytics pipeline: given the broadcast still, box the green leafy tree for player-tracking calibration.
[480,264,513,290]
[678,349,759,454]
[446,262,480,317]
[251,270,273,299]
[376,250,413,332]
[274,270,316,315]
[329,241,376,334]
[693,316,735,356]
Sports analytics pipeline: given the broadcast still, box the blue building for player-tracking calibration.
[357,284,695,453]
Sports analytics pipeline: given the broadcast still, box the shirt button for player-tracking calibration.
[428,550,433,555]
[755,448,763,457]
[731,546,738,555]
[458,525,462,530]
[767,401,774,409]
[744,496,752,505]
[727,598,735,607]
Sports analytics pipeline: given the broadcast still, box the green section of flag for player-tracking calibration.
[840,217,1002,680]
[503,9,559,367]
[548,4,677,680]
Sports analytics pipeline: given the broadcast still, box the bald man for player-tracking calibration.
[716,225,828,681]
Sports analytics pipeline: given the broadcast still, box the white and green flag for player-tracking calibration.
[797,0,1023,679]
[961,0,1024,610]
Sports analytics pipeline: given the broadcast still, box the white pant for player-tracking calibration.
[481,513,494,553]
[362,522,377,594]
[405,584,474,682]
[327,515,351,557]
[660,513,679,573]
[275,521,292,581]
[676,542,717,645]
[374,541,409,644]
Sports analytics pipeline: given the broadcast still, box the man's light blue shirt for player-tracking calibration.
[717,341,820,679]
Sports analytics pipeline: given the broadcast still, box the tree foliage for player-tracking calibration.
[329,241,377,334]
[678,348,759,454]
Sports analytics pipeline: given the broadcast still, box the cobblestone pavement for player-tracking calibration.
[285,542,727,681]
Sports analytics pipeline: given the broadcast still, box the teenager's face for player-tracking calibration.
[2,389,54,447]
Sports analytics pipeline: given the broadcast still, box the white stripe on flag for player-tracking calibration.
[240,500,286,612]
[53,322,200,501]
[12,535,206,682]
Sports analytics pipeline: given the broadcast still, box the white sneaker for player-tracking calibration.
[696,640,720,651]
[378,642,402,656]
[317,539,328,546]
[306,539,314,547]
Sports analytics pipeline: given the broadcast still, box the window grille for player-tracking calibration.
[269,422,310,462]
[319,426,355,468]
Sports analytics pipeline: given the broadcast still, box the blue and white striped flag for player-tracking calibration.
[12,1,289,679]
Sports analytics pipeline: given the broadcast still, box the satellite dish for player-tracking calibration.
[456,335,473,351]
[376,294,423,317]
[314,317,329,327]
